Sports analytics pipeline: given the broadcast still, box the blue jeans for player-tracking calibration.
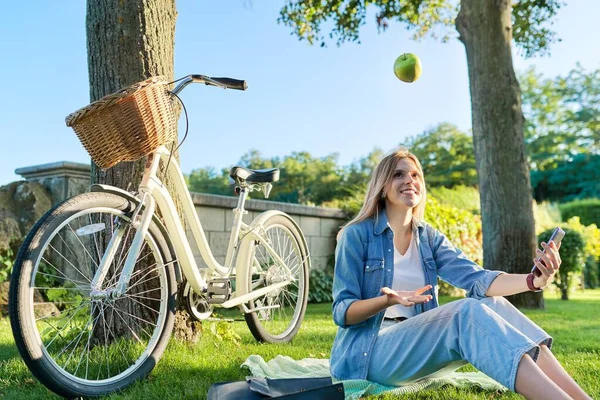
[367,296,552,391]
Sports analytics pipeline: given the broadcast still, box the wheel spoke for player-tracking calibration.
[17,199,171,389]
[247,219,307,341]
[66,221,99,272]
[47,243,92,284]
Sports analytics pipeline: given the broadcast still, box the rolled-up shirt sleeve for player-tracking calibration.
[431,228,505,299]
[332,225,367,328]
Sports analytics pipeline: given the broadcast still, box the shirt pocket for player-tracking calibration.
[362,258,384,298]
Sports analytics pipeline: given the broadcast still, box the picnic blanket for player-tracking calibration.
[242,355,507,400]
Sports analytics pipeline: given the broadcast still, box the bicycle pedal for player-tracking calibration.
[206,278,232,304]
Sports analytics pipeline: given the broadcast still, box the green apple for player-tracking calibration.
[393,53,422,83]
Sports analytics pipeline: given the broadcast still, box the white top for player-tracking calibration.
[384,233,426,319]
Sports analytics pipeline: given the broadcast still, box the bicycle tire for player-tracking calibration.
[9,192,177,398]
[244,213,309,343]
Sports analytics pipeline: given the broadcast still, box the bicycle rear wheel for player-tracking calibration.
[244,213,309,343]
[9,192,177,398]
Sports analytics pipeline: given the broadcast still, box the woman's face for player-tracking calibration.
[384,157,423,211]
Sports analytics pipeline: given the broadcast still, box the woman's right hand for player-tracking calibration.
[381,285,433,307]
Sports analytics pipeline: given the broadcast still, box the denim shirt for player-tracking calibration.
[329,212,504,381]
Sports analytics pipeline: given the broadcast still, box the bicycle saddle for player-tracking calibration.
[229,166,280,183]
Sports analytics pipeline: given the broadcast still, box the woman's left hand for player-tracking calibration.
[533,240,562,289]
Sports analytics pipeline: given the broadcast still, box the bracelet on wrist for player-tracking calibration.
[526,272,543,292]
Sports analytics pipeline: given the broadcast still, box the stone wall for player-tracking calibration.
[15,162,91,206]
[189,193,346,271]
[15,162,347,271]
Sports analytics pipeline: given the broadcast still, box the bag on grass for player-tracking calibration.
[207,376,344,400]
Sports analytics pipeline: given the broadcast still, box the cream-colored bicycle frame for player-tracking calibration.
[89,79,302,313]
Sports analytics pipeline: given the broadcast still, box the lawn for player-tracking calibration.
[1,290,599,399]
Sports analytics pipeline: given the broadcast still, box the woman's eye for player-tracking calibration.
[393,171,403,178]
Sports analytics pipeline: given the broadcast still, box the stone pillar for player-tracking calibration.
[15,161,91,205]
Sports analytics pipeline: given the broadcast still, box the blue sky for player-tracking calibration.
[1,1,599,186]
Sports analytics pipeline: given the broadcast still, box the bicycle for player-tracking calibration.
[9,75,311,398]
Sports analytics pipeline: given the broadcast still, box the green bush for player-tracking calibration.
[425,196,482,296]
[562,216,600,290]
[308,266,334,303]
[428,185,480,215]
[539,227,585,300]
[533,201,562,235]
[584,256,599,289]
[425,196,482,265]
[0,249,14,283]
[560,198,600,227]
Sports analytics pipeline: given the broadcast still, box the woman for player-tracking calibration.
[330,147,591,399]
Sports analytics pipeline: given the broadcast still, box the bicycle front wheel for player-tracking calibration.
[9,192,177,398]
[244,213,309,343]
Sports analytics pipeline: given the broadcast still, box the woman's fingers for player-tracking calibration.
[537,248,554,273]
[408,294,432,304]
[381,287,431,306]
[541,242,561,272]
[549,241,562,266]
[413,285,433,295]
[533,256,551,278]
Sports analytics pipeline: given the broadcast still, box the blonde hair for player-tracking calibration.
[341,147,427,235]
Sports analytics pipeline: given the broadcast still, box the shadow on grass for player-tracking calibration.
[0,342,20,362]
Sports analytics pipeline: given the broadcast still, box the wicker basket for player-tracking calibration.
[65,76,177,169]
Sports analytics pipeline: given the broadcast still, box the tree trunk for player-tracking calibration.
[456,0,542,308]
[86,0,182,340]
[87,0,177,186]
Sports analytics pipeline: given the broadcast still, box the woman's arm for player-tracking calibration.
[485,241,561,297]
[345,295,390,326]
[345,286,433,325]
[485,273,529,297]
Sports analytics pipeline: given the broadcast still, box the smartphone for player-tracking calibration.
[531,227,565,277]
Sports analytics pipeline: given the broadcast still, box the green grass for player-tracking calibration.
[1,290,599,399]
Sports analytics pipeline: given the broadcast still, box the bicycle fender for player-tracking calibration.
[90,184,183,283]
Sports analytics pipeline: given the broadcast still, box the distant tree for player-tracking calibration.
[520,65,600,173]
[188,150,346,206]
[187,166,231,196]
[520,65,600,201]
[405,123,477,188]
[531,154,600,202]
[279,0,565,308]
[562,66,600,154]
[343,148,384,189]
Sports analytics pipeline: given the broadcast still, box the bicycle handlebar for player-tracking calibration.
[195,75,247,91]
[171,74,248,96]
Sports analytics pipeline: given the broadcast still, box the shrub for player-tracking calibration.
[583,256,599,289]
[539,227,585,300]
[533,201,562,235]
[0,249,14,283]
[562,216,600,290]
[560,198,600,227]
[308,265,334,303]
[428,185,480,215]
[425,196,482,265]
[425,196,483,296]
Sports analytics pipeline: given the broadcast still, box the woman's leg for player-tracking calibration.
[514,354,570,400]
[536,345,592,400]
[367,297,563,396]
[479,296,552,349]
[480,297,591,399]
